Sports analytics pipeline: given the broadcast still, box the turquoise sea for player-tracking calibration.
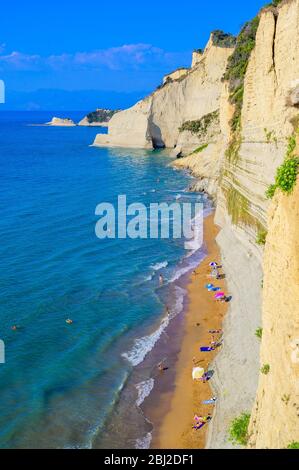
[0,111,209,448]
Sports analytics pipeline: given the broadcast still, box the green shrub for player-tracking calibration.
[287,442,299,449]
[286,134,297,158]
[275,157,299,194]
[212,30,236,48]
[261,364,270,375]
[229,413,251,446]
[266,184,277,199]
[179,110,219,136]
[256,230,267,246]
[223,16,260,87]
[255,328,263,340]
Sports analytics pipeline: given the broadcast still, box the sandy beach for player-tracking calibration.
[148,213,228,449]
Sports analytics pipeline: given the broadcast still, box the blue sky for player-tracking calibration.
[0,0,267,110]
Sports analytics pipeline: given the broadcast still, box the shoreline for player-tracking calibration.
[144,213,228,449]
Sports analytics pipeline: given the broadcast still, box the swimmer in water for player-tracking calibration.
[66,319,73,325]
[159,275,164,285]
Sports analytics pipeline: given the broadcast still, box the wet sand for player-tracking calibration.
[148,213,228,449]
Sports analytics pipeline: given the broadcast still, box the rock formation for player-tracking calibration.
[46,117,76,126]
[248,174,299,449]
[93,32,235,150]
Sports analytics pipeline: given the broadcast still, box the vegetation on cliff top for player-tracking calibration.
[212,30,236,48]
[86,109,118,123]
[270,0,283,6]
[224,16,260,135]
[179,110,219,136]
[223,15,260,171]
[229,413,251,446]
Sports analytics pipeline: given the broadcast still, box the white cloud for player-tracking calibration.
[0,44,189,72]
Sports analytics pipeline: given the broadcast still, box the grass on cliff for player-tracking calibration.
[287,442,299,449]
[223,16,260,164]
[229,413,251,446]
[256,230,267,245]
[223,16,260,89]
[192,143,209,154]
[266,132,299,198]
[255,327,263,340]
[261,364,270,375]
[179,110,219,136]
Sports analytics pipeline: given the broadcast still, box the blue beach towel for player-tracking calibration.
[200,347,214,352]
[202,399,217,405]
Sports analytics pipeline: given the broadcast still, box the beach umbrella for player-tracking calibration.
[205,284,213,289]
[209,262,217,267]
[192,367,205,380]
[215,292,225,299]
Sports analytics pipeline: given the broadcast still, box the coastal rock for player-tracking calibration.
[46,117,76,126]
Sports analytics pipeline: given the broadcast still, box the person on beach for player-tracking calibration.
[193,414,212,429]
[194,414,212,423]
[200,372,211,383]
[158,361,168,373]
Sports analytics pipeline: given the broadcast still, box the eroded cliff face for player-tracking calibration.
[216,1,299,252]
[248,178,299,449]
[93,34,233,150]
[173,0,299,449]
[92,0,299,449]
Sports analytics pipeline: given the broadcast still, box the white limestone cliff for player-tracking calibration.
[93,33,234,150]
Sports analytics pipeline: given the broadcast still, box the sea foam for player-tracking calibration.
[122,286,186,366]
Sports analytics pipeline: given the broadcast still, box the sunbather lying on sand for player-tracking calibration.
[194,414,212,423]
[200,346,215,352]
[193,415,212,430]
